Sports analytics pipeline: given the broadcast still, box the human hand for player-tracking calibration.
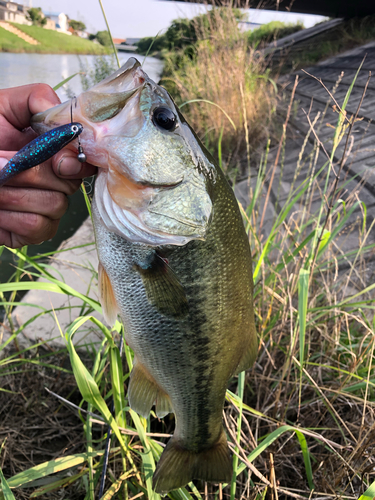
[0,84,97,248]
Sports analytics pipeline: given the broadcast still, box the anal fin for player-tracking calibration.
[155,391,173,418]
[98,263,119,326]
[134,252,188,319]
[128,359,173,419]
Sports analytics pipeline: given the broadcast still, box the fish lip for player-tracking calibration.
[113,162,184,190]
[137,178,184,189]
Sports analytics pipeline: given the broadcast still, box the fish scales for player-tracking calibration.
[31,57,258,494]
[92,164,254,449]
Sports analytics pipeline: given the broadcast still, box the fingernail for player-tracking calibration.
[57,156,82,177]
[0,158,9,169]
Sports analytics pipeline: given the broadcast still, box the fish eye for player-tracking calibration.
[71,125,79,133]
[152,107,176,131]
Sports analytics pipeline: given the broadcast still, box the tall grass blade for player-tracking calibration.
[142,29,163,68]
[6,453,103,488]
[0,472,15,499]
[298,269,309,367]
[230,370,245,500]
[359,479,375,500]
[295,430,314,490]
[97,0,120,69]
[29,471,86,498]
[65,318,128,454]
[81,181,92,219]
[109,345,126,427]
[53,73,79,91]
[130,410,160,500]
[0,281,101,313]
[99,470,133,500]
[179,99,237,131]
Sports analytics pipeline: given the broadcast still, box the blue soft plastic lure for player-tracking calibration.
[0,122,83,186]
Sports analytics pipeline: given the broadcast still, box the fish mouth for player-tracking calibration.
[31,57,214,246]
[30,58,148,169]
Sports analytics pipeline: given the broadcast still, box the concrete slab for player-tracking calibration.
[8,217,104,348]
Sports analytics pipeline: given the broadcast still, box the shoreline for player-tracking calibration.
[0,48,110,54]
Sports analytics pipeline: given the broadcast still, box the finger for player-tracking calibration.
[0,83,60,151]
[0,186,68,220]
[0,83,60,130]
[0,148,97,183]
[0,154,81,196]
[0,210,60,247]
[52,149,98,179]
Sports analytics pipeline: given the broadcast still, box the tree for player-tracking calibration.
[69,19,86,32]
[95,30,111,47]
[26,7,47,27]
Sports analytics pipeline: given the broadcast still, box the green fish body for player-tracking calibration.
[32,58,257,493]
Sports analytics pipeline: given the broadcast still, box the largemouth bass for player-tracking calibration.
[32,58,257,493]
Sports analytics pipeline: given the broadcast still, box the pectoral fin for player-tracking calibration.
[98,263,119,326]
[128,359,173,418]
[134,253,188,319]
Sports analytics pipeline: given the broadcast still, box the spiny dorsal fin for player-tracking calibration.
[98,263,119,326]
[134,253,188,319]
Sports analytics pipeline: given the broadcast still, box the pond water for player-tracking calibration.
[0,52,163,97]
[0,52,163,287]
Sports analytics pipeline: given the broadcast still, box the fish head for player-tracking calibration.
[32,57,215,246]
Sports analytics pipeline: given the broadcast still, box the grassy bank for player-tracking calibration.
[1,6,375,500]
[0,24,108,54]
[1,81,375,498]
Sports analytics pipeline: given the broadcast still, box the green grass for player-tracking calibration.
[0,24,108,54]
[0,26,31,52]
[246,20,304,48]
[1,75,375,498]
[1,6,375,500]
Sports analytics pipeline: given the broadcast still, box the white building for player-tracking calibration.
[0,1,31,24]
[43,11,70,34]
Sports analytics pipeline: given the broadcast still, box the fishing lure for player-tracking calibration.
[0,122,83,187]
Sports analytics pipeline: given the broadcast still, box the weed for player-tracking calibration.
[162,8,278,173]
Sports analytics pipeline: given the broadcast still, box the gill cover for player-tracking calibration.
[32,58,215,247]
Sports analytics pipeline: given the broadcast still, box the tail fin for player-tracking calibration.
[152,428,232,494]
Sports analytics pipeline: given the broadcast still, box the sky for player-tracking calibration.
[28,0,327,39]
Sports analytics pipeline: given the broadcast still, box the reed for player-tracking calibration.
[161,8,278,173]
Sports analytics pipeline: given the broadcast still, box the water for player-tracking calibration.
[0,52,163,97]
[0,52,163,287]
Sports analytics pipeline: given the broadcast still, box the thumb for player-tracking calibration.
[52,149,97,179]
